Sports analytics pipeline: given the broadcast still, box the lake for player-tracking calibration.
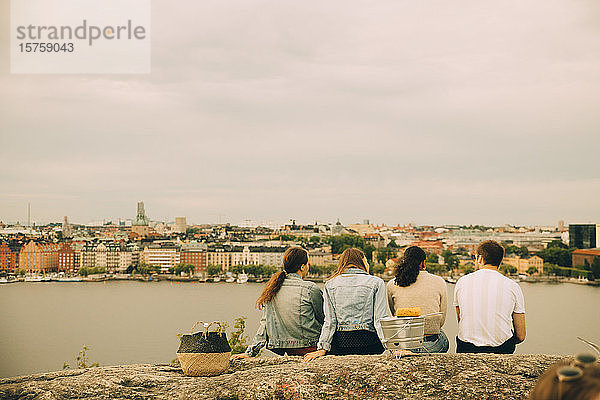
[0,280,598,377]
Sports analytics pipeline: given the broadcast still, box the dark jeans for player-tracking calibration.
[330,330,385,355]
[456,336,516,354]
[270,346,317,356]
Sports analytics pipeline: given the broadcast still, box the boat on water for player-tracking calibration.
[0,276,18,284]
[56,277,83,282]
[24,275,43,282]
[225,276,235,283]
[236,272,248,284]
[212,276,221,282]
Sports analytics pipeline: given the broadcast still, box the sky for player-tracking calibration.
[1,0,599,227]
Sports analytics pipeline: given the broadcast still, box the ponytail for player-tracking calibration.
[256,247,308,309]
[394,246,426,287]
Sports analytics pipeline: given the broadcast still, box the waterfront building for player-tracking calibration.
[18,241,60,273]
[569,224,599,249]
[207,250,233,271]
[206,245,286,271]
[142,244,180,273]
[0,241,21,272]
[131,201,150,236]
[502,255,544,275]
[57,243,77,274]
[307,250,334,266]
[180,241,207,275]
[255,247,285,266]
[180,249,207,275]
[79,242,137,273]
[572,248,600,268]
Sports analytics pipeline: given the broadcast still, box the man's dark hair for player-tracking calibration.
[476,240,504,267]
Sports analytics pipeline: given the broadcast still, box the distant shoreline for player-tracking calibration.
[3,274,599,287]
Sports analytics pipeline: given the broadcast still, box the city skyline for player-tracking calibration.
[2,0,599,226]
[0,200,597,229]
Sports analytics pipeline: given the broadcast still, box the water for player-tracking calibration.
[0,280,598,377]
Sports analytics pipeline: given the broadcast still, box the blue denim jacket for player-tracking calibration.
[317,268,390,351]
[245,273,324,356]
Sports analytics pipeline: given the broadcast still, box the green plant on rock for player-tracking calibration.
[225,317,249,355]
[63,345,100,370]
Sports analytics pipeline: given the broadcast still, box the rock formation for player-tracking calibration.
[0,354,565,399]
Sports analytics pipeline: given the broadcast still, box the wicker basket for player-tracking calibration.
[177,351,231,376]
[177,321,231,377]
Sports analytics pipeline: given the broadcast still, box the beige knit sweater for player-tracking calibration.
[386,271,447,335]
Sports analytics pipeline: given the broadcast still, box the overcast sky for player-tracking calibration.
[1,0,599,227]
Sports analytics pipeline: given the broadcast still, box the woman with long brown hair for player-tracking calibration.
[232,247,324,358]
[386,246,448,353]
[304,248,389,362]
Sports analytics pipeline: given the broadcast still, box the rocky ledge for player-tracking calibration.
[0,354,565,400]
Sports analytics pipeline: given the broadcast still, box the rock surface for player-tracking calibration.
[0,354,565,400]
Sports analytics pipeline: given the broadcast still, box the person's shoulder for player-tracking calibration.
[505,276,523,292]
[386,278,396,287]
[425,271,445,284]
[456,272,473,284]
[324,276,339,288]
[304,280,321,291]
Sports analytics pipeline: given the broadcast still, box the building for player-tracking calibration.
[180,249,207,275]
[207,246,286,270]
[174,217,187,234]
[0,242,20,273]
[308,250,334,266]
[142,244,180,273]
[410,240,444,255]
[131,201,150,236]
[57,243,77,274]
[207,250,233,271]
[502,255,544,275]
[18,241,60,273]
[572,249,600,268]
[79,242,138,273]
[231,246,261,266]
[62,216,72,238]
[569,224,599,249]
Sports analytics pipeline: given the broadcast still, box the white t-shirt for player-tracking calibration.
[453,269,525,347]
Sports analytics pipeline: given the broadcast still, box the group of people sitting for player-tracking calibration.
[232,240,526,361]
[231,241,600,398]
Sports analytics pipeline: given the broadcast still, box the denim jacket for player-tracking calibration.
[245,273,324,356]
[317,268,390,351]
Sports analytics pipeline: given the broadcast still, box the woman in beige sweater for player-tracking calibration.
[386,246,449,353]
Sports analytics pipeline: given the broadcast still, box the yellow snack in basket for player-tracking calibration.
[396,307,421,317]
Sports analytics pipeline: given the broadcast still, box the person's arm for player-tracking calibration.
[305,286,336,362]
[310,285,325,325]
[512,283,526,343]
[512,313,526,343]
[316,286,336,352]
[239,308,267,358]
[453,282,460,323]
[439,280,448,327]
[373,279,390,343]
[387,281,396,316]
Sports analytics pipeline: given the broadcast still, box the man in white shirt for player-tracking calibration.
[453,240,526,354]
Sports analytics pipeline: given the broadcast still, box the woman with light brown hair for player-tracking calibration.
[232,247,324,359]
[304,248,389,362]
[529,352,600,400]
